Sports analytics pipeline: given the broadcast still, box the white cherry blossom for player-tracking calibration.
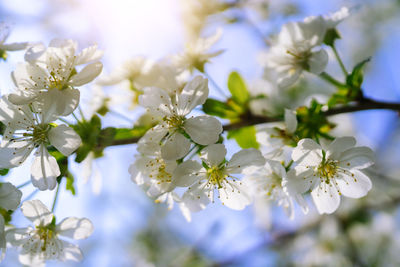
[0,22,28,60]
[286,136,374,214]
[173,29,224,72]
[139,76,222,160]
[0,95,81,190]
[6,200,93,265]
[172,144,266,211]
[245,159,307,219]
[263,16,328,88]
[9,39,103,116]
[0,182,22,261]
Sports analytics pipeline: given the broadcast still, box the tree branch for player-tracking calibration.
[106,97,400,147]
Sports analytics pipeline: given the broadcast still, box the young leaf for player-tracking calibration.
[227,71,250,105]
[227,126,259,149]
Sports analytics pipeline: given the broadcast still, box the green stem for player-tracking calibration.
[51,183,61,213]
[17,180,31,189]
[319,72,347,88]
[332,44,348,76]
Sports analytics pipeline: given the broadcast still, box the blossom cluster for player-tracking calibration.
[0,28,100,265]
[0,3,384,266]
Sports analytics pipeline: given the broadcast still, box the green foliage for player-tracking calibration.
[203,71,250,122]
[0,169,9,176]
[228,71,250,105]
[227,126,259,149]
[296,100,335,140]
[328,58,370,107]
[346,58,370,90]
[73,115,103,163]
[202,98,241,120]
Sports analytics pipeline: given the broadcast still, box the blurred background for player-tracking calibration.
[1,0,400,266]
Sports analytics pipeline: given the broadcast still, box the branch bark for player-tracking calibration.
[107,97,400,147]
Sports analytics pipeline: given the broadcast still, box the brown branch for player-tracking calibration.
[106,97,400,147]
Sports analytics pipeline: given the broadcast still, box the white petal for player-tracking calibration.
[40,88,80,116]
[59,240,83,262]
[21,200,53,226]
[326,136,356,159]
[292,138,322,166]
[284,167,315,195]
[161,132,191,160]
[75,44,103,65]
[57,217,94,240]
[311,183,341,214]
[0,216,5,254]
[181,183,210,212]
[226,148,266,174]
[5,227,31,246]
[139,87,173,117]
[277,67,301,89]
[337,170,372,198]
[339,146,374,169]
[24,43,46,62]
[0,182,22,211]
[176,76,209,115]
[184,116,222,145]
[1,42,28,51]
[200,144,226,167]
[172,160,203,187]
[219,182,252,210]
[69,62,103,86]
[31,146,60,191]
[284,109,297,134]
[48,125,82,156]
[309,49,328,74]
[0,140,34,169]
[137,125,168,155]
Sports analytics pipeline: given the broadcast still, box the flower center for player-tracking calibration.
[207,166,227,189]
[36,227,55,251]
[147,158,172,183]
[317,159,338,183]
[30,124,51,145]
[286,49,311,70]
[163,115,185,129]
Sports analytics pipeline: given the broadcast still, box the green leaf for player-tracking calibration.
[227,71,250,105]
[65,175,76,195]
[227,126,259,149]
[346,58,370,90]
[75,144,93,163]
[0,169,9,176]
[203,98,240,119]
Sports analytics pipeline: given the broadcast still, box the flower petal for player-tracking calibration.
[337,170,372,198]
[0,140,34,169]
[309,49,328,74]
[75,44,103,65]
[48,125,82,156]
[176,76,209,116]
[311,183,341,214]
[69,62,103,86]
[184,116,222,145]
[326,136,356,159]
[181,183,210,212]
[292,138,322,166]
[161,132,191,160]
[200,143,226,167]
[0,182,22,211]
[31,145,60,191]
[219,182,252,210]
[284,109,297,134]
[339,146,374,169]
[57,217,94,240]
[226,148,266,174]
[139,87,173,117]
[21,200,53,226]
[172,160,203,187]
